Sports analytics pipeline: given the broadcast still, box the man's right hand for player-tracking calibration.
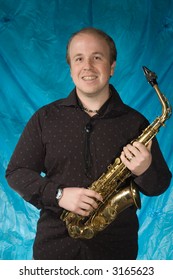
[58,187,103,216]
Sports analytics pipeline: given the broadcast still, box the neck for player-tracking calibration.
[77,87,110,116]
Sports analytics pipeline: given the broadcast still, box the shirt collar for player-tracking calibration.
[103,84,130,117]
[59,84,129,117]
[59,88,79,107]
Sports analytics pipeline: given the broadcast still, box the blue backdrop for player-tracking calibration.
[0,0,173,260]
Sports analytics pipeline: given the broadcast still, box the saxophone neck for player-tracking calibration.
[136,66,172,146]
[143,66,172,124]
[153,84,172,122]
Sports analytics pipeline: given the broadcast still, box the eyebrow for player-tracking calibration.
[72,52,104,59]
[72,53,83,59]
[92,52,104,57]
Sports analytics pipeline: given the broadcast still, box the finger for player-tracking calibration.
[85,189,103,202]
[77,202,97,216]
[120,151,134,166]
[146,140,152,151]
[132,141,147,152]
[133,141,152,155]
[81,197,99,210]
[71,201,92,216]
[123,145,138,159]
[77,208,90,217]
[123,146,134,160]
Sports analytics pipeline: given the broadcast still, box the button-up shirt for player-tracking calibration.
[6,85,172,259]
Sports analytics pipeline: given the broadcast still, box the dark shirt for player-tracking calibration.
[6,85,172,260]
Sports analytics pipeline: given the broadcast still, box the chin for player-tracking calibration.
[78,88,100,97]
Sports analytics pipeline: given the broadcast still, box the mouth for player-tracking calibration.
[81,75,98,81]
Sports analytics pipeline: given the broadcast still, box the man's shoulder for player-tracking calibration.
[37,96,68,114]
[43,97,68,109]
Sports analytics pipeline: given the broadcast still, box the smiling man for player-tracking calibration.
[67,30,115,105]
[6,27,172,260]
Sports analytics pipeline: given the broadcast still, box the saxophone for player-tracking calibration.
[61,66,172,239]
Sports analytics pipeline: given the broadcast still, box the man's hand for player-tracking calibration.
[120,141,152,176]
[58,187,103,216]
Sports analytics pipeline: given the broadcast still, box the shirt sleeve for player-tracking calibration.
[134,132,172,196]
[5,109,61,214]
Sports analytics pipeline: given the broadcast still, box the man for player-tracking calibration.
[6,27,172,259]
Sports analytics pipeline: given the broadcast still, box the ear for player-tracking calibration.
[110,61,116,76]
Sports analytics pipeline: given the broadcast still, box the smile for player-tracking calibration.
[82,76,97,81]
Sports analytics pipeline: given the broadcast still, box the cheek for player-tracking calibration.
[70,65,81,78]
[100,65,113,79]
[70,68,78,82]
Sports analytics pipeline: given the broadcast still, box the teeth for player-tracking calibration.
[82,76,96,81]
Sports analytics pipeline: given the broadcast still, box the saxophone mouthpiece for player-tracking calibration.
[142,66,158,87]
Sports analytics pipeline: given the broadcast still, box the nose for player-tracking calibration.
[83,57,93,70]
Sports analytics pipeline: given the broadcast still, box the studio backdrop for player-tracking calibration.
[0,0,173,259]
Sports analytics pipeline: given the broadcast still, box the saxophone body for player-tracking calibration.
[61,66,172,239]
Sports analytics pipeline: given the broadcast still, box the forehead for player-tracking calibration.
[69,33,110,56]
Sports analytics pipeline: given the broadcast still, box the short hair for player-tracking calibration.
[66,27,117,65]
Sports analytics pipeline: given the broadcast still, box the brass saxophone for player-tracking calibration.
[61,66,172,239]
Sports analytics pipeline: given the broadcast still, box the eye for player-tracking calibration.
[74,57,83,62]
[94,55,102,60]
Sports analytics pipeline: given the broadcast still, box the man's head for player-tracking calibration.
[66,27,117,98]
[66,27,117,66]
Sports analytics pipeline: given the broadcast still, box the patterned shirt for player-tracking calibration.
[6,85,172,259]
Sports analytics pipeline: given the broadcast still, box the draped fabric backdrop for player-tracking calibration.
[0,0,173,260]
